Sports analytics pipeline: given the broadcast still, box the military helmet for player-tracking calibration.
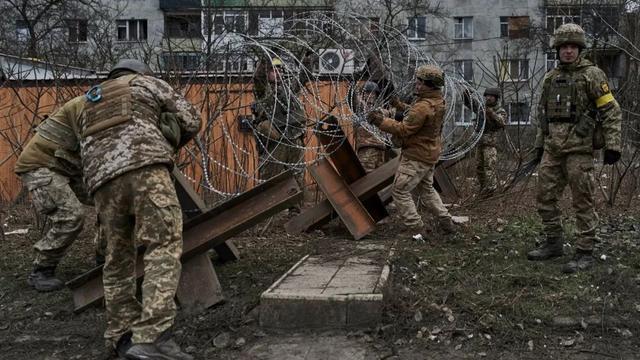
[416,64,445,88]
[483,87,501,98]
[108,59,152,78]
[552,23,586,49]
[362,81,380,95]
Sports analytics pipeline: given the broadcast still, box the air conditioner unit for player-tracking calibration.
[318,49,355,75]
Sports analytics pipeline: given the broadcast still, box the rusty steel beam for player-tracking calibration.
[176,252,224,314]
[309,159,376,240]
[314,116,388,222]
[173,169,240,261]
[67,172,302,312]
[433,159,462,201]
[285,156,398,235]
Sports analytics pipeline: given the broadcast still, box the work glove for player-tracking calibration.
[535,147,544,164]
[367,110,384,126]
[390,95,403,109]
[603,149,621,165]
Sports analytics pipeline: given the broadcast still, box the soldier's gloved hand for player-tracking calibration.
[535,147,544,163]
[603,149,621,165]
[394,110,404,122]
[390,95,403,109]
[367,110,384,126]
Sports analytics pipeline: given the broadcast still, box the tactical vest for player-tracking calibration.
[83,74,157,138]
[545,74,579,123]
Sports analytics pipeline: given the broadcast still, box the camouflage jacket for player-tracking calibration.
[479,103,507,147]
[74,74,201,194]
[15,96,85,177]
[534,56,622,155]
[377,89,445,164]
[253,62,308,140]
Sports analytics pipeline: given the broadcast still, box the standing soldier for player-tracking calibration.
[75,59,201,359]
[476,88,507,196]
[527,24,621,273]
[354,81,387,172]
[252,56,310,214]
[14,96,104,292]
[367,65,456,235]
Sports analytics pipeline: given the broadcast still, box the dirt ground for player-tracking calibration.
[1,179,640,359]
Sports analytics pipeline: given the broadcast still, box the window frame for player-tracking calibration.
[453,16,473,40]
[116,19,148,42]
[500,16,530,39]
[165,15,201,39]
[162,52,202,71]
[453,59,474,82]
[66,19,88,43]
[454,100,475,126]
[500,59,529,81]
[507,102,531,125]
[407,16,427,40]
[16,20,30,42]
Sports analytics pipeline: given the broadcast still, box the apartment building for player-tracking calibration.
[2,0,627,126]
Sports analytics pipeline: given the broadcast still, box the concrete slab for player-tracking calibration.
[260,244,391,329]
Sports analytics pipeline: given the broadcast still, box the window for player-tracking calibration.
[166,15,200,38]
[116,19,147,41]
[499,16,530,39]
[258,10,284,37]
[500,59,529,81]
[455,101,475,126]
[454,59,473,81]
[66,19,88,42]
[454,17,473,39]
[546,8,580,32]
[16,20,30,42]
[507,102,531,124]
[209,54,254,73]
[407,16,427,40]
[546,52,558,71]
[213,11,245,35]
[162,52,201,71]
[355,17,380,39]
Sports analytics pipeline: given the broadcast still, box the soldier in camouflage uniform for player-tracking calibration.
[354,81,388,172]
[476,88,507,196]
[527,24,622,273]
[14,96,105,292]
[368,65,456,235]
[252,56,310,214]
[73,60,201,359]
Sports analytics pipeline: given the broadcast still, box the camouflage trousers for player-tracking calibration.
[94,164,183,346]
[476,145,498,193]
[357,147,386,173]
[259,137,305,208]
[537,152,598,251]
[20,168,92,268]
[393,156,451,228]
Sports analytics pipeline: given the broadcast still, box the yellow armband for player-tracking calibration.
[595,93,615,108]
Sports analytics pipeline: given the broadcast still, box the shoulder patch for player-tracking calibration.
[601,81,610,94]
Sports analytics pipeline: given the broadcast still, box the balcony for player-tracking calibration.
[159,0,201,10]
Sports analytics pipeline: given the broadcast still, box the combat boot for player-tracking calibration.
[398,224,423,239]
[155,335,194,360]
[125,343,173,360]
[27,266,64,292]
[438,217,457,235]
[562,250,595,273]
[527,237,563,261]
[113,331,133,358]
